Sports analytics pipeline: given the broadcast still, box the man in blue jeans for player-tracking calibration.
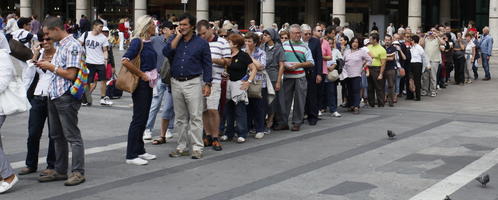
[479,27,494,81]
[143,21,175,143]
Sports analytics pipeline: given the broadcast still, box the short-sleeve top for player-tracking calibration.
[385,46,398,70]
[123,38,157,72]
[367,44,387,67]
[228,51,253,81]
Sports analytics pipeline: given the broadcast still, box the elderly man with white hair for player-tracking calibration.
[479,26,494,81]
[273,24,314,132]
[301,24,323,126]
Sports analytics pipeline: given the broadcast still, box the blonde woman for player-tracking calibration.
[122,15,159,166]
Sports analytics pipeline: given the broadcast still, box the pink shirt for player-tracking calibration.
[320,39,332,74]
[343,48,372,78]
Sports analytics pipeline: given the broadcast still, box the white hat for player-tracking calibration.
[102,26,110,32]
[363,39,370,46]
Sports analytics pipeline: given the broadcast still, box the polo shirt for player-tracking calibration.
[367,44,387,67]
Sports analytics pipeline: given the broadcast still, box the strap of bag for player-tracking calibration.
[289,41,304,63]
[83,31,89,48]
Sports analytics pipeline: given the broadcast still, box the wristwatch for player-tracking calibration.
[248,80,253,83]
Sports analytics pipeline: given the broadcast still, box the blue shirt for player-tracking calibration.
[49,35,84,99]
[479,34,494,56]
[151,35,168,71]
[123,38,157,72]
[163,34,213,83]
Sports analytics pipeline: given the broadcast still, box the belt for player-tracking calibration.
[173,75,200,82]
[33,95,49,101]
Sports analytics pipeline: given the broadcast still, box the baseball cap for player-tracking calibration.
[102,26,110,32]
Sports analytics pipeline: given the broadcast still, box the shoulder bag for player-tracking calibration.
[116,39,143,93]
[0,50,31,115]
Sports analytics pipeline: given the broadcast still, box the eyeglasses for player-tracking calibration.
[304,33,312,36]
[220,35,228,38]
[280,37,288,40]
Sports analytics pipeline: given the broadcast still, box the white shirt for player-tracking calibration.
[0,33,10,53]
[4,18,19,34]
[79,31,109,65]
[11,29,36,48]
[410,44,428,67]
[465,39,475,54]
[33,50,54,96]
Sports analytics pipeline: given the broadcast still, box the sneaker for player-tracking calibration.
[165,129,174,139]
[19,167,37,175]
[0,175,18,194]
[64,172,86,186]
[212,139,223,151]
[332,112,342,117]
[237,137,246,143]
[38,170,68,182]
[138,153,157,160]
[191,150,203,159]
[169,149,190,158]
[143,129,152,140]
[318,111,323,116]
[249,129,256,135]
[220,135,228,141]
[81,102,91,106]
[126,157,148,165]
[100,96,113,106]
[255,132,265,139]
[430,93,437,97]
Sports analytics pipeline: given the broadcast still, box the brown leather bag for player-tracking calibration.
[116,40,143,93]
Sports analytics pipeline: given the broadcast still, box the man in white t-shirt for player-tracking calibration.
[197,20,231,151]
[11,17,36,48]
[78,19,111,106]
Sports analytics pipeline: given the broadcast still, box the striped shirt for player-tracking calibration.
[282,40,314,79]
[49,35,84,99]
[209,36,231,82]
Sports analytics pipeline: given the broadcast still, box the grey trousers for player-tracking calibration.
[47,94,85,175]
[464,54,472,81]
[422,61,439,95]
[279,77,307,125]
[0,115,15,179]
[171,77,204,152]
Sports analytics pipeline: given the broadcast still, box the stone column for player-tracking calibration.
[20,0,32,17]
[332,0,346,26]
[439,0,451,25]
[196,0,209,21]
[408,0,422,30]
[76,0,89,23]
[134,0,147,25]
[490,0,498,52]
[261,0,274,29]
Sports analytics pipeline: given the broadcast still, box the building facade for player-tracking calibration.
[1,0,497,51]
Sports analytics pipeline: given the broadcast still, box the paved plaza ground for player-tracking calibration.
[1,50,498,200]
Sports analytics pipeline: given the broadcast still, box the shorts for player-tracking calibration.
[87,63,107,83]
[204,82,221,110]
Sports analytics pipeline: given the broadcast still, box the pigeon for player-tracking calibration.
[443,195,451,200]
[475,174,490,187]
[387,130,396,139]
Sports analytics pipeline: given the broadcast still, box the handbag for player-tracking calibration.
[116,39,143,93]
[0,52,31,115]
[327,69,340,82]
[247,77,263,99]
[8,31,34,62]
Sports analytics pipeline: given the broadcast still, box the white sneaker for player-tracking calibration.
[318,111,323,116]
[143,129,152,140]
[430,93,437,97]
[165,129,174,139]
[0,175,18,194]
[254,132,265,139]
[237,137,246,143]
[220,135,228,141]
[332,112,342,117]
[100,96,113,106]
[126,158,148,165]
[139,153,157,160]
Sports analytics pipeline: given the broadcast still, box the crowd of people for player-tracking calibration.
[0,11,494,194]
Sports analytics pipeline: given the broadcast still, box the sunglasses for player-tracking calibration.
[39,38,51,42]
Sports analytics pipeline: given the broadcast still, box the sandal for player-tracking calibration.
[152,137,166,145]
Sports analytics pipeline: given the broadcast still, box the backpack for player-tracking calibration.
[70,34,90,100]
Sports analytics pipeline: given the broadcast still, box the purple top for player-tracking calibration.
[343,48,372,78]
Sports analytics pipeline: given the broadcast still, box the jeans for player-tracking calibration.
[346,77,362,108]
[0,145,14,179]
[248,88,268,133]
[126,80,152,159]
[145,80,174,131]
[482,53,491,79]
[225,100,248,139]
[47,93,84,174]
[26,96,56,170]
[325,81,338,112]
